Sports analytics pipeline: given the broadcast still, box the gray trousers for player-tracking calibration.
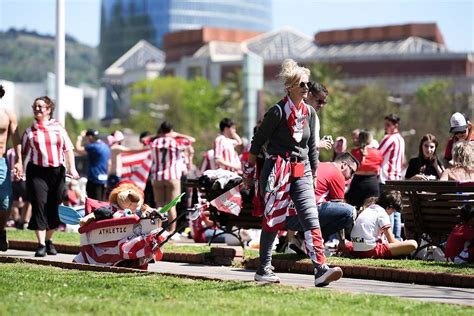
[259,159,320,268]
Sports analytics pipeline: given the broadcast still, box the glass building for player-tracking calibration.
[100,0,272,71]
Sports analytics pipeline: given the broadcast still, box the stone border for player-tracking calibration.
[244,258,474,288]
[7,240,473,288]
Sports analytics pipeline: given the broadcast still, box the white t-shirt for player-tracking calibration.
[350,204,392,251]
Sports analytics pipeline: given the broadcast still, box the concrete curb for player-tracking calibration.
[244,258,474,288]
[8,240,214,265]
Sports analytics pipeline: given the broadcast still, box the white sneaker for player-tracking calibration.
[254,266,281,283]
[314,264,343,287]
[169,233,181,241]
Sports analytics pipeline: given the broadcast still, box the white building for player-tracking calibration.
[102,40,165,119]
[0,75,105,121]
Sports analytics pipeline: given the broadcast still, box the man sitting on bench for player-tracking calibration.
[286,153,358,252]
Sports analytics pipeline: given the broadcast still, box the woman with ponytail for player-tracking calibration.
[346,129,383,209]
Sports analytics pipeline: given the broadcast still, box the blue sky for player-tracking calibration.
[0,0,472,51]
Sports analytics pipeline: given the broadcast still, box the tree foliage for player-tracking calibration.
[402,80,456,159]
[129,76,234,157]
[308,63,462,161]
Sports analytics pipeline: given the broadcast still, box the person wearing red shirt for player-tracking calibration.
[150,121,194,233]
[22,96,79,257]
[378,114,405,240]
[213,118,242,173]
[313,153,359,241]
[445,205,474,263]
[286,153,359,248]
[346,129,383,209]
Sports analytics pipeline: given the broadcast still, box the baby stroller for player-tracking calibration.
[188,170,249,246]
[60,194,199,270]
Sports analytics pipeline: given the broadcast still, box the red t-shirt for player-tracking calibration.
[314,162,345,203]
[444,134,474,161]
[445,223,474,263]
[351,147,383,174]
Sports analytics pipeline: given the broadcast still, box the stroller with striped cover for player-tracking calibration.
[60,193,200,270]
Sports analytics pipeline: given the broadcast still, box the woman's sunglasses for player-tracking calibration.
[299,81,314,89]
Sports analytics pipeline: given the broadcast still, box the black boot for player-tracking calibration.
[35,244,46,257]
[45,240,57,255]
[0,230,8,251]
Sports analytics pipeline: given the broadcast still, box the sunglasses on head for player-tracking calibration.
[454,130,467,135]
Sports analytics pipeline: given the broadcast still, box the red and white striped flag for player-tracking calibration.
[73,230,165,270]
[120,149,152,191]
[210,185,242,216]
[263,156,292,231]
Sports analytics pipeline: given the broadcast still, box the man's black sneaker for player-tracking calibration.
[314,264,343,287]
[35,244,47,257]
[45,240,57,255]
[0,230,8,252]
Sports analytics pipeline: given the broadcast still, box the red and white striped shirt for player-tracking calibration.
[150,136,185,181]
[200,149,216,172]
[213,135,240,171]
[378,132,405,183]
[21,119,74,168]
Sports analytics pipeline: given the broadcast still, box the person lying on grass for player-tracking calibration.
[345,190,418,259]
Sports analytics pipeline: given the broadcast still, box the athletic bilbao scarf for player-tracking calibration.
[283,96,309,143]
[262,155,292,231]
[33,118,63,131]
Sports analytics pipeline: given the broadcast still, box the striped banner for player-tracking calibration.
[210,185,242,216]
[120,149,152,191]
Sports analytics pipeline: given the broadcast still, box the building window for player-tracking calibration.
[187,66,202,79]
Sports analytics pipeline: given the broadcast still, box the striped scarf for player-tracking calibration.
[262,156,293,231]
[283,96,309,143]
[33,118,63,130]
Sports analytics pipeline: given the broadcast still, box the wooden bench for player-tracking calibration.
[182,178,262,247]
[383,180,474,255]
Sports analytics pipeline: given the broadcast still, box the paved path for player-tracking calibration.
[1,249,473,306]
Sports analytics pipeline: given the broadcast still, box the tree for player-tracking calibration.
[402,80,455,159]
[309,62,351,160]
[129,76,232,158]
[220,70,244,129]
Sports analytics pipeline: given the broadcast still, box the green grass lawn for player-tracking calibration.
[7,229,80,245]
[0,263,471,316]
[7,229,474,276]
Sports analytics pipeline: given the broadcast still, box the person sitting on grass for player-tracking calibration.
[346,190,418,259]
[445,205,473,263]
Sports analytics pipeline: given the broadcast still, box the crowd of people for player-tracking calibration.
[0,57,473,285]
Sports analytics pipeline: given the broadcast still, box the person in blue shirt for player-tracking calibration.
[75,129,111,201]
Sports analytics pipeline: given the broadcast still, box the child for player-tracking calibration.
[445,205,473,263]
[347,191,418,258]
